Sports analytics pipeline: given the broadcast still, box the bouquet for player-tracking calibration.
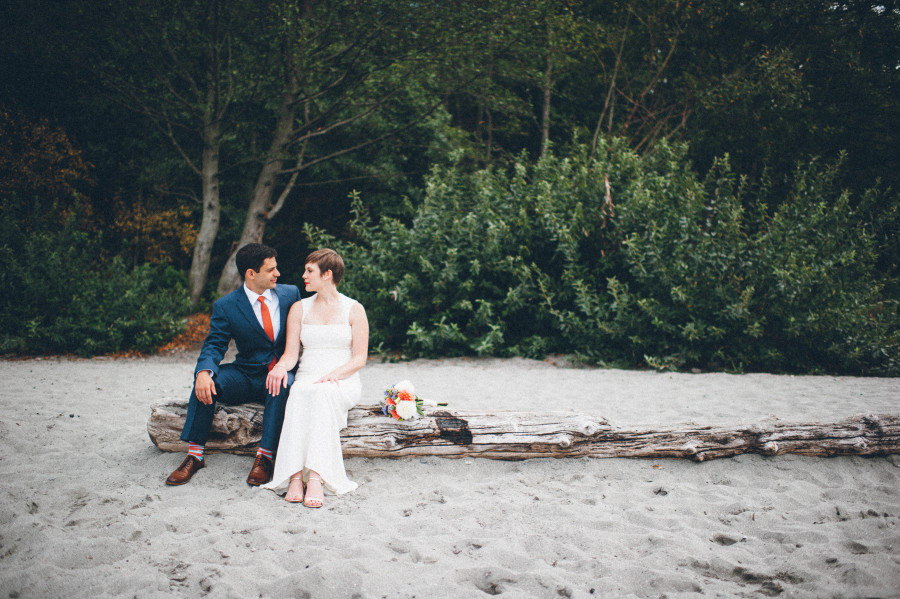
[381,380,445,421]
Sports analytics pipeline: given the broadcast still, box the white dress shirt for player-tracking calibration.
[243,284,281,340]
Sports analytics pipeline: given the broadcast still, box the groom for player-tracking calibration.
[165,243,301,486]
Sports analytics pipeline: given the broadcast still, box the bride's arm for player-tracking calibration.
[266,302,303,395]
[315,302,369,384]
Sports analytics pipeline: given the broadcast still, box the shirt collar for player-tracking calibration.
[243,284,275,304]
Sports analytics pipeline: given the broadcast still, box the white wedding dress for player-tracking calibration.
[262,293,361,496]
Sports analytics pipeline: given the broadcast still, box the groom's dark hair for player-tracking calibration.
[236,243,278,280]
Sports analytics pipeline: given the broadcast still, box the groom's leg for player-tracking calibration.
[180,365,255,445]
[259,371,294,453]
[246,371,293,486]
[169,365,255,486]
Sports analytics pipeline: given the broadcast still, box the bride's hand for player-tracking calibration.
[266,364,288,395]
[314,371,340,385]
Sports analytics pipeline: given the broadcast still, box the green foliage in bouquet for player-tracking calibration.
[307,140,897,375]
[0,201,193,356]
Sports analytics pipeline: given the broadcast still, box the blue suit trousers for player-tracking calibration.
[180,363,294,452]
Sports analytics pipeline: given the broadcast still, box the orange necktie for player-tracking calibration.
[258,295,277,371]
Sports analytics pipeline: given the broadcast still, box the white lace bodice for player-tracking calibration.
[296,293,356,382]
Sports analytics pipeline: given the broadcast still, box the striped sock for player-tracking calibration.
[188,443,204,461]
[257,447,273,461]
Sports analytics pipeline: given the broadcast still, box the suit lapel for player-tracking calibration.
[234,287,270,341]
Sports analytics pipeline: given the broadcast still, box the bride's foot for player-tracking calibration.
[303,474,324,508]
[285,475,305,503]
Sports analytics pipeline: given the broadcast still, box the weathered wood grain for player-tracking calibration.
[148,401,900,461]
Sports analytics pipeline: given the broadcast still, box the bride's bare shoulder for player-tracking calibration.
[349,299,367,322]
[288,299,306,319]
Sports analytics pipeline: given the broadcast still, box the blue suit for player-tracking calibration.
[181,283,302,450]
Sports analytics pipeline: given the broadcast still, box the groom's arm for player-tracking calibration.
[193,300,233,404]
[194,296,233,369]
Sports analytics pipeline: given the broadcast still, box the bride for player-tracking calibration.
[262,248,368,507]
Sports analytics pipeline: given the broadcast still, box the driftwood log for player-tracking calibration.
[148,401,900,461]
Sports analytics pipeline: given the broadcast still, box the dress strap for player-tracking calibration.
[339,293,355,325]
[300,294,316,325]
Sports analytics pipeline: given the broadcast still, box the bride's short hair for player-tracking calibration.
[306,248,344,285]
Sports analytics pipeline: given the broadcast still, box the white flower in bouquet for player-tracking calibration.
[395,399,419,420]
[381,380,447,421]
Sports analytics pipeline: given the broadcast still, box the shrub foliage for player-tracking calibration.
[309,140,897,375]
[0,201,192,356]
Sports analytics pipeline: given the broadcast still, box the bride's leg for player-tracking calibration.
[303,470,324,508]
[285,470,305,503]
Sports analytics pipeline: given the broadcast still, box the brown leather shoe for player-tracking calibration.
[246,454,274,486]
[165,455,205,486]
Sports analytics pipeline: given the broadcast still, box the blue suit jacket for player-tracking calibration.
[195,284,301,377]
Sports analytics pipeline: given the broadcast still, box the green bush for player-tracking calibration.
[307,141,898,375]
[308,170,559,358]
[0,202,192,356]
[609,151,898,374]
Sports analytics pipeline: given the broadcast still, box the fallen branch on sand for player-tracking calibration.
[147,401,900,461]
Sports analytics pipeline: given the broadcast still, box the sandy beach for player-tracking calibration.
[1,354,898,598]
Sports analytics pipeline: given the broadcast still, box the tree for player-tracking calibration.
[89,0,261,303]
[0,104,93,211]
[5,0,896,300]
[682,1,900,193]
[85,0,509,302]
[442,1,694,164]
[214,0,477,294]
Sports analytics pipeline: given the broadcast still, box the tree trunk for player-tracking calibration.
[148,401,900,461]
[187,111,222,305]
[216,89,298,296]
[540,53,553,158]
[186,0,225,306]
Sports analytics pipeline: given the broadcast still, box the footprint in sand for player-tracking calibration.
[846,540,870,554]
[712,534,740,546]
[463,568,517,596]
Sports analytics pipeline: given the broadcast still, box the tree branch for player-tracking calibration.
[591,15,630,161]
[278,95,445,176]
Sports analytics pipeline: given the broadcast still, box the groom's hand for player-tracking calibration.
[195,371,216,405]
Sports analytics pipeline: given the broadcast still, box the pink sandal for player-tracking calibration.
[285,475,305,503]
[303,475,324,508]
